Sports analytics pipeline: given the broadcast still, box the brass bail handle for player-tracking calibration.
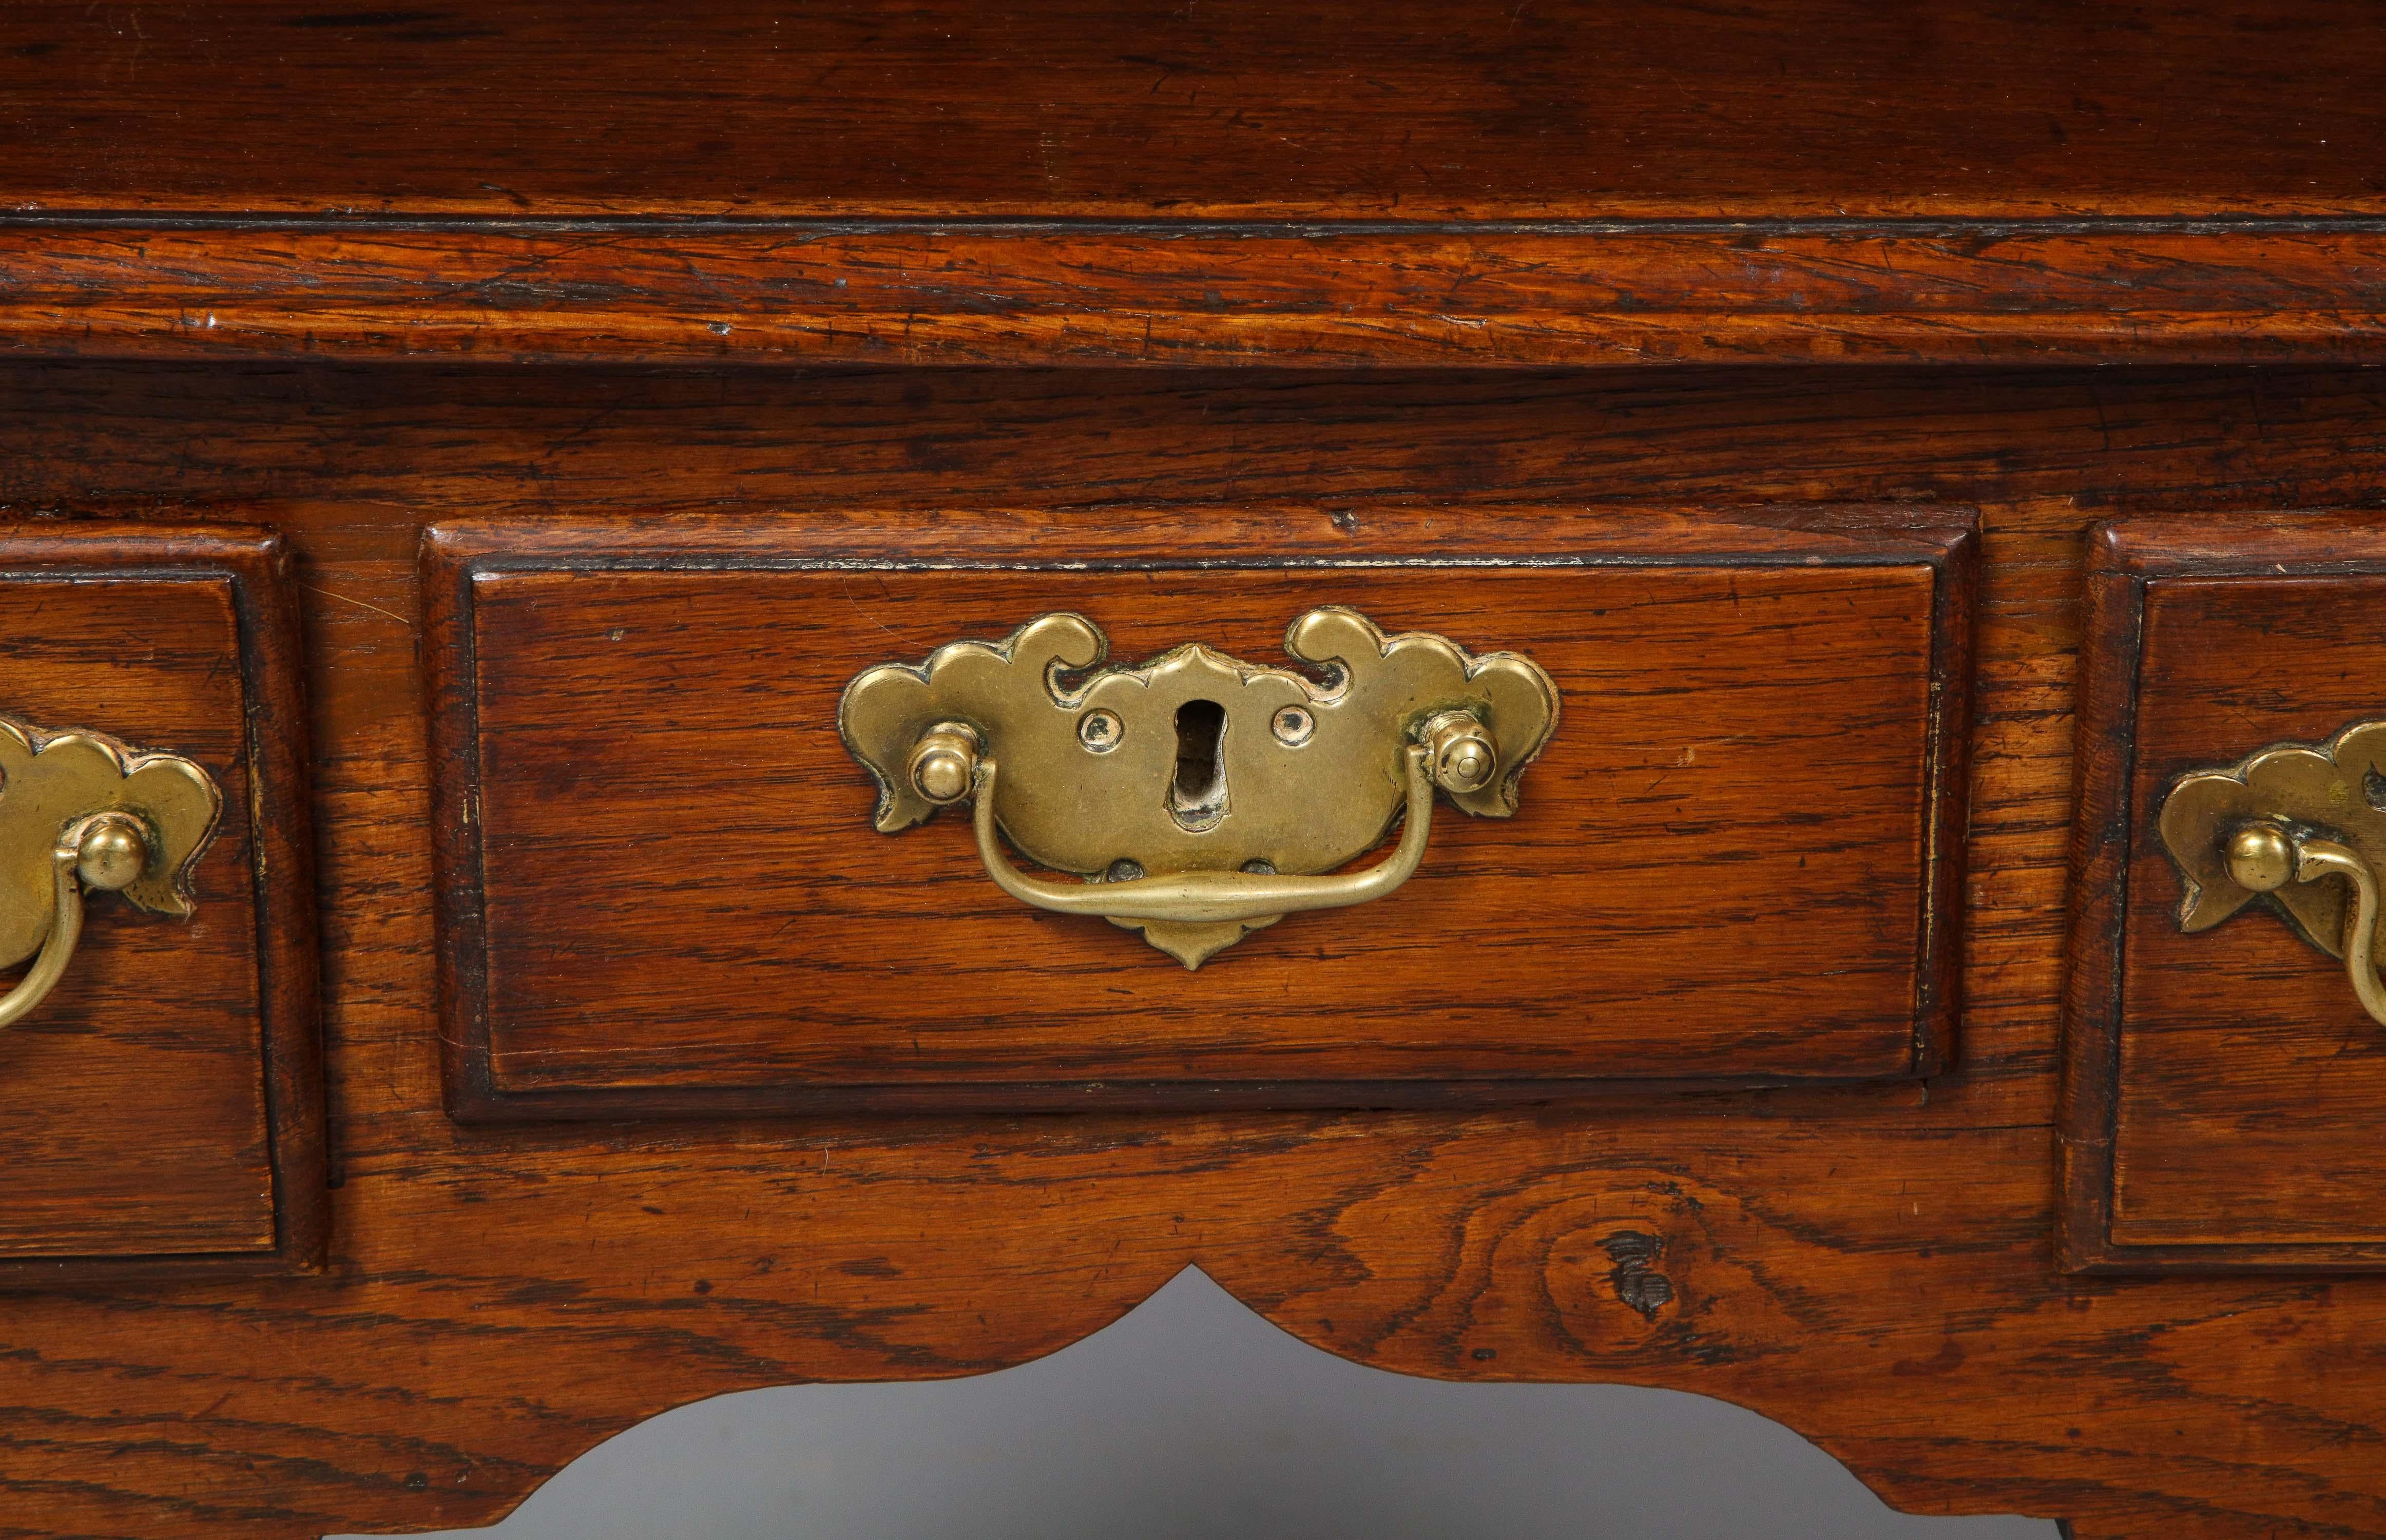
[2221,821,2386,1028]
[0,812,157,1030]
[914,721,1490,930]
[841,608,1560,966]
[0,716,224,1031]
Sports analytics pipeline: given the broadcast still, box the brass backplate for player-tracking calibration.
[0,717,223,971]
[840,607,1558,962]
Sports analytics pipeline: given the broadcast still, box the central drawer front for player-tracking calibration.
[425,511,1972,1118]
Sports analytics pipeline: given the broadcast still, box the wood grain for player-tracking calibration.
[424,519,1971,1115]
[3,222,2385,369]
[0,363,2381,1536]
[2064,520,2386,1272]
[0,526,325,1284]
[3,1,2383,370]
[1,0,2380,220]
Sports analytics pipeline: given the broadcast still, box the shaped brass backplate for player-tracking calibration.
[840,607,1558,965]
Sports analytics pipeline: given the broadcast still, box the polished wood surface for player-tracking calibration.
[3,1,2381,371]
[0,363,2377,1535]
[426,517,1969,1115]
[0,527,325,1283]
[8,222,2386,369]
[4,0,2380,220]
[2064,520,2386,1272]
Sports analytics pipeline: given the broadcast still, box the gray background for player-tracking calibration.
[349,1268,2060,1540]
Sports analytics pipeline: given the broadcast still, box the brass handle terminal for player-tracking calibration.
[1419,710,1498,795]
[907,723,983,807]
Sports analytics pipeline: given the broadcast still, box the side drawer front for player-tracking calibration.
[2067,517,2386,1272]
[428,511,1974,1119]
[0,527,323,1282]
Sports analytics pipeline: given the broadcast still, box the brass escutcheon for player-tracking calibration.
[838,607,1559,967]
[0,716,223,1029]
[2159,718,2386,1028]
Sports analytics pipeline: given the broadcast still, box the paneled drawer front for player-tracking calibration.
[2066,517,2386,1273]
[426,509,1974,1119]
[0,526,323,1282]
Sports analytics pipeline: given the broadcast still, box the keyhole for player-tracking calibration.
[1170,698,1229,829]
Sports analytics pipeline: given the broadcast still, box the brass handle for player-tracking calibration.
[0,813,156,1030]
[972,743,1438,927]
[0,717,223,1030]
[2160,719,2386,1029]
[2222,821,2386,1028]
[841,609,1560,967]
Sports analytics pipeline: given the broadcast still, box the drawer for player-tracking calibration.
[2064,517,2386,1272]
[0,525,323,1282]
[425,509,1974,1119]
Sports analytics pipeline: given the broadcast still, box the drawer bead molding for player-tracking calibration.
[840,607,1558,967]
[2160,719,2386,1028]
[0,716,223,1029]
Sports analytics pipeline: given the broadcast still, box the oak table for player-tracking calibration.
[2,5,2384,1536]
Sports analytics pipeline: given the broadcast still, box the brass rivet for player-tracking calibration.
[74,813,151,893]
[1272,705,1315,746]
[1077,709,1124,752]
[2224,822,2295,893]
